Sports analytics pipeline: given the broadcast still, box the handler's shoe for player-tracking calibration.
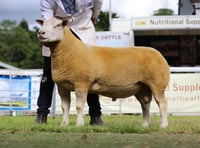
[35,113,47,124]
[90,116,105,126]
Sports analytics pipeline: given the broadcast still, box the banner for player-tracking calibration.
[96,32,130,47]
[132,15,200,30]
[165,73,200,113]
[0,76,31,110]
[100,73,200,114]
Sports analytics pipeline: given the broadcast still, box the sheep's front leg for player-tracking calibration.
[58,86,71,126]
[75,86,88,126]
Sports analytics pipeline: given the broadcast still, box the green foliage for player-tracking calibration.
[95,11,119,31]
[19,19,29,31]
[0,19,43,69]
[153,8,174,16]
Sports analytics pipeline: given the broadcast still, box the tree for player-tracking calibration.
[0,20,16,30]
[95,11,119,31]
[0,19,42,69]
[153,8,174,16]
[19,19,29,31]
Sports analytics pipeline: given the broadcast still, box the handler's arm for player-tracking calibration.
[40,0,55,19]
[92,0,103,24]
[92,0,103,18]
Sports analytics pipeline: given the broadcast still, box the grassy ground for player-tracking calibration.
[0,115,200,148]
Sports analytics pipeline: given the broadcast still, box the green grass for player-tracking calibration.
[0,115,200,147]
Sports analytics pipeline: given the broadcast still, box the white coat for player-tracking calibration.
[40,0,103,56]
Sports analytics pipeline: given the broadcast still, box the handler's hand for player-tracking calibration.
[91,17,97,25]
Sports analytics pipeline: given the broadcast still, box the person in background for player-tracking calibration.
[35,0,104,126]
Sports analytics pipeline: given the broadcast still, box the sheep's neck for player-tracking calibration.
[50,29,83,81]
[42,41,59,48]
[50,29,80,58]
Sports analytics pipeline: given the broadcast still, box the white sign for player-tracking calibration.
[96,32,130,47]
[132,15,200,30]
[165,73,200,113]
[103,73,200,114]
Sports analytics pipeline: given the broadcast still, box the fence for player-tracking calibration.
[0,66,200,116]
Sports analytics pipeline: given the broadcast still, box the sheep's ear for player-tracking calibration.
[36,19,44,25]
[62,20,68,26]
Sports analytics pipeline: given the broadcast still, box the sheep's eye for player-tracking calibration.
[57,24,62,27]
[54,23,62,28]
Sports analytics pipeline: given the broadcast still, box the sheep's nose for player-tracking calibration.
[38,30,45,35]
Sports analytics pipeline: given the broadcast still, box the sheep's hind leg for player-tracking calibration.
[135,85,152,127]
[58,86,71,126]
[154,92,168,128]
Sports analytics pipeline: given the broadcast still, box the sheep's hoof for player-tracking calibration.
[160,122,168,128]
[60,121,69,126]
[75,122,84,126]
[141,122,150,128]
[75,119,84,126]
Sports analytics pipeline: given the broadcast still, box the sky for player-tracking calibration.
[0,0,179,28]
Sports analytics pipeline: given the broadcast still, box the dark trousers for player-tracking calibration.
[37,56,102,117]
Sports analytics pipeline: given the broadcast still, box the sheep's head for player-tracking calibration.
[36,17,67,44]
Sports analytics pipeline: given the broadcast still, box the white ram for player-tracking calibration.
[37,17,170,128]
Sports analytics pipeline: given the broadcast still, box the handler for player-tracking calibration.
[35,0,104,126]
